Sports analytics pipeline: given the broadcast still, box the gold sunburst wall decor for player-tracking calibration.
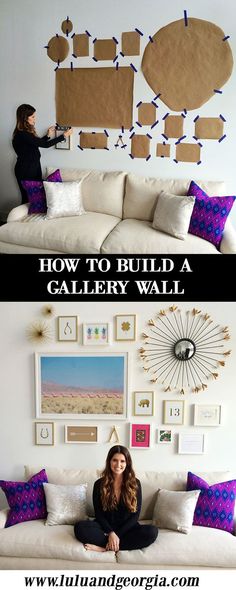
[139,306,231,395]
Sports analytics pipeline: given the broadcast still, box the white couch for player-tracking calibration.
[0,466,236,570]
[0,169,236,254]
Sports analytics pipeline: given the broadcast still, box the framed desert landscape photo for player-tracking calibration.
[35,352,128,420]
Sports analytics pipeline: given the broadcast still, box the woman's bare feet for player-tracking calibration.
[84,543,107,552]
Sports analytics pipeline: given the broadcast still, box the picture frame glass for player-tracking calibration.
[158,429,172,444]
[115,315,136,341]
[194,404,221,426]
[130,423,150,448]
[58,316,78,341]
[133,391,154,416]
[55,126,71,150]
[178,433,205,454]
[164,400,184,424]
[83,323,110,345]
[35,352,127,420]
[35,422,54,445]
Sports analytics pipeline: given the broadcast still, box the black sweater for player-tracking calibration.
[93,478,141,537]
[12,130,65,179]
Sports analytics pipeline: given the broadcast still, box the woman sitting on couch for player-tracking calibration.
[74,445,158,552]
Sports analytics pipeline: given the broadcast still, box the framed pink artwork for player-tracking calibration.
[130,423,151,449]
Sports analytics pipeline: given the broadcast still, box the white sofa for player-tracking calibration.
[0,168,236,254]
[0,466,236,570]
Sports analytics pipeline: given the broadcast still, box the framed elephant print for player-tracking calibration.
[133,391,154,416]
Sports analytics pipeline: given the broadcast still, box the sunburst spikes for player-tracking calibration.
[26,321,52,343]
[203,314,211,321]
[223,350,231,356]
[169,305,178,312]
[148,319,155,326]
[139,347,145,354]
[150,378,158,383]
[141,333,149,339]
[180,388,185,395]
[41,304,55,317]
[211,372,219,379]
[218,361,225,367]
[192,308,201,315]
[193,386,201,393]
[164,386,171,392]
[224,334,230,340]
[159,310,166,316]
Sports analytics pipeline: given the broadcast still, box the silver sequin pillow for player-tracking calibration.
[43,180,86,219]
[43,482,87,525]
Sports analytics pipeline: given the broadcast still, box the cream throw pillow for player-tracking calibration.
[152,191,195,239]
[44,180,85,219]
[152,488,200,534]
[43,482,87,525]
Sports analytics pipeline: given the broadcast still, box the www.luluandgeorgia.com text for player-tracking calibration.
[24,573,199,588]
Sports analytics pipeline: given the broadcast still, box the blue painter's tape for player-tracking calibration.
[136,101,142,107]
[146,133,152,139]
[176,135,186,144]
[192,136,198,141]
[116,62,119,70]
[129,126,134,132]
[146,155,151,161]
[194,115,199,122]
[184,10,188,26]
[151,121,158,129]
[162,133,168,140]
[77,145,84,151]
[181,114,186,118]
[93,57,98,62]
[136,122,142,127]
[79,130,82,135]
[154,93,161,99]
[104,147,109,150]
[151,101,158,108]
[54,66,59,71]
[198,142,203,148]
[130,132,135,139]
[113,55,118,62]
[120,51,124,57]
[56,33,59,38]
[130,63,138,72]
[220,114,226,122]
[173,159,178,164]
[71,33,75,38]
[113,37,118,44]
[197,161,202,165]
[72,53,77,58]
[44,45,49,49]
[70,62,73,71]
[184,109,187,114]
[135,28,143,36]
[218,134,226,142]
[121,144,127,149]
[93,38,97,43]
[149,36,154,43]
[129,153,134,159]
[214,89,223,94]
[223,35,230,41]
[104,130,109,137]
[85,30,91,37]
[162,113,169,120]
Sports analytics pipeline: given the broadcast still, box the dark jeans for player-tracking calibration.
[74,519,158,551]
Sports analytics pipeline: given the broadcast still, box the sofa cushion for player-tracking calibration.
[117,525,236,568]
[123,173,226,221]
[101,218,219,254]
[44,181,85,219]
[187,471,236,534]
[0,212,120,254]
[43,483,87,525]
[25,467,99,517]
[152,191,195,239]
[47,168,125,218]
[0,519,116,563]
[0,470,48,528]
[22,169,62,215]
[187,180,236,249]
[152,489,200,534]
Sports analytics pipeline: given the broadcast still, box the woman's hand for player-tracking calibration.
[47,126,56,138]
[106,531,120,552]
[63,128,73,138]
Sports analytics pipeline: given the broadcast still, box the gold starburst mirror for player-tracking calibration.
[139,306,231,395]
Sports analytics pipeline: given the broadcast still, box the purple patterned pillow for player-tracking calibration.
[22,169,62,214]
[187,181,235,249]
[0,469,48,527]
[187,471,236,534]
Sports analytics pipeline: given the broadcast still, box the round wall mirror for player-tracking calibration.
[174,338,196,361]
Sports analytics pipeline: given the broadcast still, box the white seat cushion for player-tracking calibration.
[0,213,120,254]
[101,218,219,253]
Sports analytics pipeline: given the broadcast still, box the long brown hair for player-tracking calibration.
[100,445,138,513]
[13,104,36,138]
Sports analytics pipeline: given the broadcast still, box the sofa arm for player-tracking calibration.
[0,509,8,528]
[7,203,29,222]
[220,220,236,254]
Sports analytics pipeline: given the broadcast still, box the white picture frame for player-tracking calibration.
[115,314,137,341]
[133,391,154,416]
[58,316,78,342]
[194,404,221,426]
[55,126,72,150]
[163,400,184,425]
[65,425,98,443]
[35,422,54,446]
[157,429,172,444]
[178,433,205,454]
[83,322,111,345]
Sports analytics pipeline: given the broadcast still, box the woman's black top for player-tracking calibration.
[93,477,141,537]
[12,130,65,180]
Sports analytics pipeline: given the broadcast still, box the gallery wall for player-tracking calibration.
[0,300,235,509]
[0,0,236,225]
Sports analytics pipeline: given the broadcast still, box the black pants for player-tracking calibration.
[14,162,42,204]
[74,520,158,551]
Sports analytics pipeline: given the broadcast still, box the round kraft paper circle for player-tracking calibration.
[61,20,73,34]
[47,36,70,63]
[141,17,233,111]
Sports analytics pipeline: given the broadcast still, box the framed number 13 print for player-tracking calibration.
[163,400,185,425]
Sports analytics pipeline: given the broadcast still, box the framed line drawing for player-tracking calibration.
[55,125,72,150]
[58,316,78,341]
[163,400,185,425]
[65,425,98,443]
[133,391,154,416]
[178,433,205,455]
[83,322,111,345]
[130,423,151,449]
[35,422,54,446]
[115,314,137,341]
[35,352,128,420]
[194,404,222,426]
[158,429,172,444]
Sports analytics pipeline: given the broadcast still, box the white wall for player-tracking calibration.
[0,300,235,509]
[1,0,236,225]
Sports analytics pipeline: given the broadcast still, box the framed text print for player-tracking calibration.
[163,400,185,425]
